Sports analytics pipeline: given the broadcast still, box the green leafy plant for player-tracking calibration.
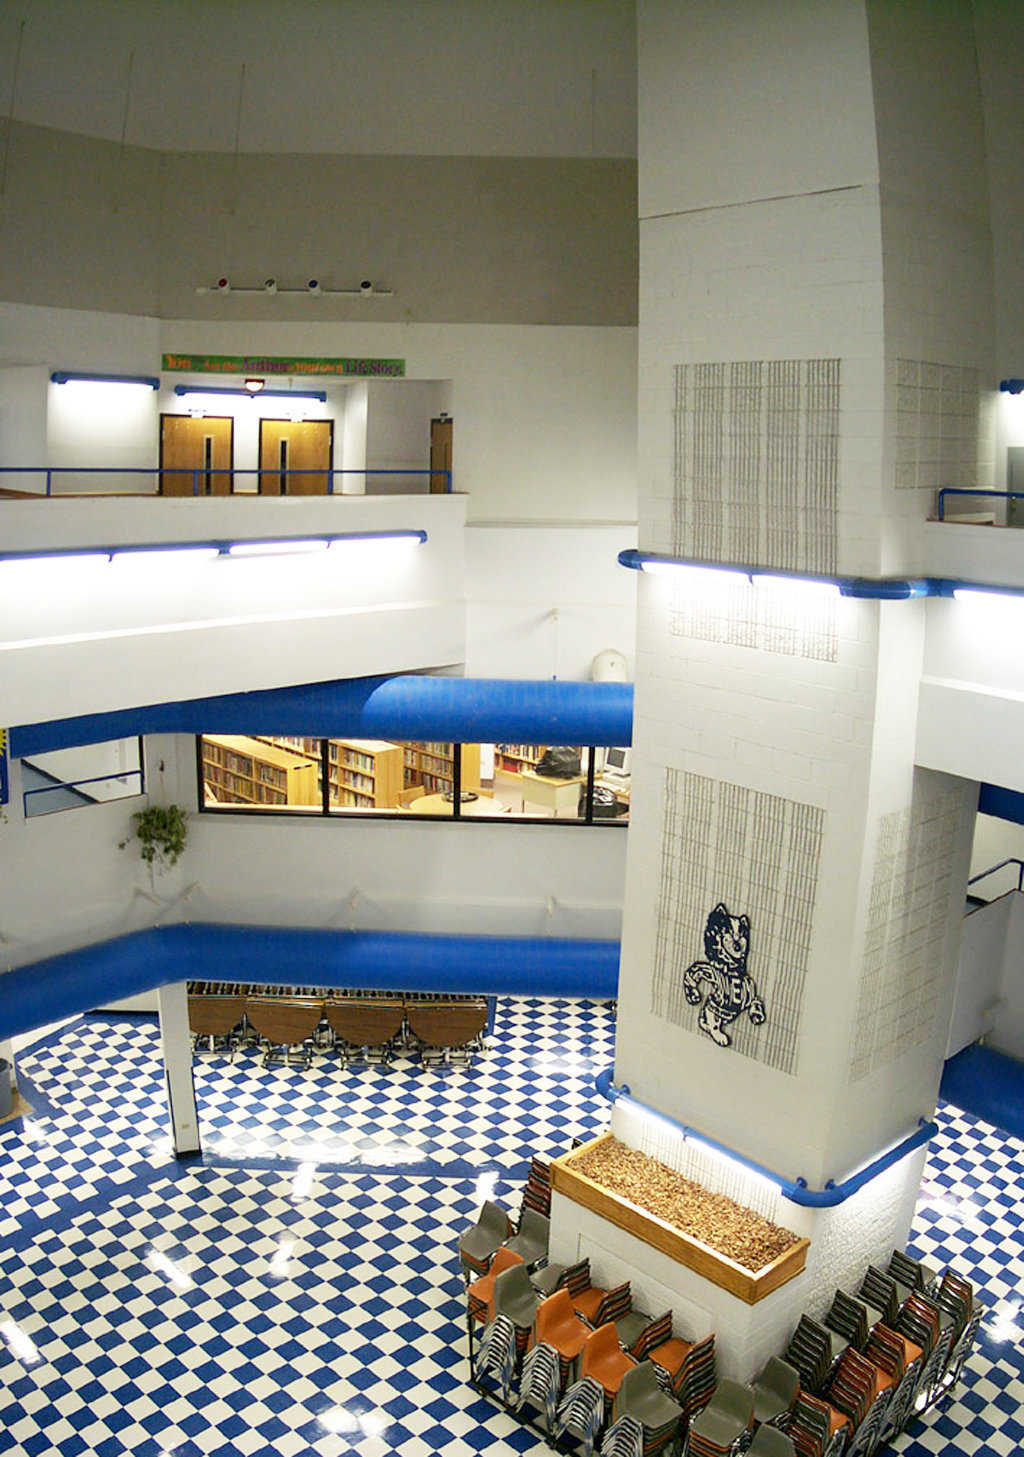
[120,803,188,868]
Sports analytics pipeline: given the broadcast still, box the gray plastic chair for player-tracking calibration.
[504,1207,549,1269]
[614,1358,683,1442]
[751,1355,800,1424]
[492,1262,541,1333]
[748,1423,797,1457]
[458,1200,509,1277]
[687,1378,755,1448]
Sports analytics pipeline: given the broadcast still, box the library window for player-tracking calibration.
[196,736,629,823]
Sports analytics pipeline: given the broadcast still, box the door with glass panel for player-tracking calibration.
[160,415,234,495]
[258,419,333,495]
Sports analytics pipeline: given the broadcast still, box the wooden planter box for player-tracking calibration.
[551,1132,809,1305]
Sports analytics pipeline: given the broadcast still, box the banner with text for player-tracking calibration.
[162,354,405,379]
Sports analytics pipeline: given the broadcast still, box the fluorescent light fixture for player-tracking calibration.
[999,379,1024,395]
[110,546,220,566]
[327,530,427,548]
[0,551,110,570]
[754,573,841,600]
[228,538,330,557]
[50,370,159,389]
[173,384,327,403]
[952,587,1024,604]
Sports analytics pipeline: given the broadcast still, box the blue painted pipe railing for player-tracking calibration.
[936,488,1024,521]
[0,923,620,1044]
[0,466,451,497]
[595,1071,935,1208]
[12,675,634,758]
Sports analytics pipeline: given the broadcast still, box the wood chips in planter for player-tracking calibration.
[570,1136,799,1273]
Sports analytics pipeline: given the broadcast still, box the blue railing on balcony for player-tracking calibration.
[0,467,451,497]
[22,768,145,817]
[967,857,1024,904]
[937,488,1022,521]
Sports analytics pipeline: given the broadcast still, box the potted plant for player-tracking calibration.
[120,803,188,870]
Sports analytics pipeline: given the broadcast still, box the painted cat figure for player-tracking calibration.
[683,903,766,1048]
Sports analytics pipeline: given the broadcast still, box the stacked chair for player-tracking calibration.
[492,1263,541,1356]
[612,1360,683,1456]
[600,1414,646,1457]
[750,1356,800,1429]
[685,1378,754,1456]
[522,1155,552,1217]
[581,1321,638,1406]
[788,1391,850,1457]
[554,1375,607,1457]
[822,1346,892,1457]
[822,1290,880,1355]
[477,1313,518,1402]
[458,1200,511,1278]
[863,1321,920,1444]
[748,1428,797,1457]
[784,1317,836,1395]
[895,1288,952,1412]
[504,1207,549,1271]
[517,1339,562,1434]
[858,1266,900,1328]
[533,1288,593,1382]
[888,1248,939,1302]
[466,1246,522,1324]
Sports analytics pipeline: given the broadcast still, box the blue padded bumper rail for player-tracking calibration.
[11,675,634,758]
[595,1071,935,1208]
[0,923,620,1044]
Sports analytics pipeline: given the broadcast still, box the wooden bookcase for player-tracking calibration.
[201,734,319,808]
[494,743,546,776]
[328,739,404,810]
[402,742,480,796]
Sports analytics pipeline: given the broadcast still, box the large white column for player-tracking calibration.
[158,982,201,1157]
[553,0,995,1376]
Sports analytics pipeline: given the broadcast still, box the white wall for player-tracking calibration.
[0,365,48,491]
[0,493,467,727]
[365,380,448,493]
[3,0,636,159]
[946,894,1012,1057]
[464,524,637,681]
[48,376,160,493]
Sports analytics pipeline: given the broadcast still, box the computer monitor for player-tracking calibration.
[604,746,631,776]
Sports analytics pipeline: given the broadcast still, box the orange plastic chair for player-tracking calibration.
[581,1320,637,1400]
[533,1288,592,1373]
[467,1246,523,1323]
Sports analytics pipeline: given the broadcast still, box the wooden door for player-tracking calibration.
[430,416,453,493]
[258,419,333,495]
[160,415,233,495]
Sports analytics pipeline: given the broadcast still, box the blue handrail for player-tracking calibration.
[967,857,1024,896]
[23,768,144,816]
[594,1071,936,1208]
[936,488,1024,521]
[0,466,452,497]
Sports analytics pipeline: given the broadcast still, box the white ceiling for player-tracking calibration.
[1,0,637,157]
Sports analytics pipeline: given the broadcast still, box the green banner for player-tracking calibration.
[162,353,405,379]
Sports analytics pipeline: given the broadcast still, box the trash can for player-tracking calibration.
[0,1060,13,1119]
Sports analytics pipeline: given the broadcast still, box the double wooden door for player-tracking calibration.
[258,419,333,495]
[160,415,233,495]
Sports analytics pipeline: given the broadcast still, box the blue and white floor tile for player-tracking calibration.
[0,1000,1020,1456]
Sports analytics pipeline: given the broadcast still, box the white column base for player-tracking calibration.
[158,982,201,1158]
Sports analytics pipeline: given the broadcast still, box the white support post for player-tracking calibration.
[158,982,201,1158]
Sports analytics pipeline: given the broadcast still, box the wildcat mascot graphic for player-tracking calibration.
[683,903,766,1048]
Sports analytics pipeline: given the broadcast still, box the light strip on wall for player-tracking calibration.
[173,384,328,403]
[0,531,428,567]
[50,371,160,389]
[228,539,330,557]
[618,550,935,599]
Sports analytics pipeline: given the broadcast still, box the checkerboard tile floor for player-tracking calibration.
[0,1002,1019,1456]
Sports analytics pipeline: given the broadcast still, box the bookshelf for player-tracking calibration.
[403,742,480,796]
[201,735,320,808]
[328,739,404,810]
[494,744,546,775]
